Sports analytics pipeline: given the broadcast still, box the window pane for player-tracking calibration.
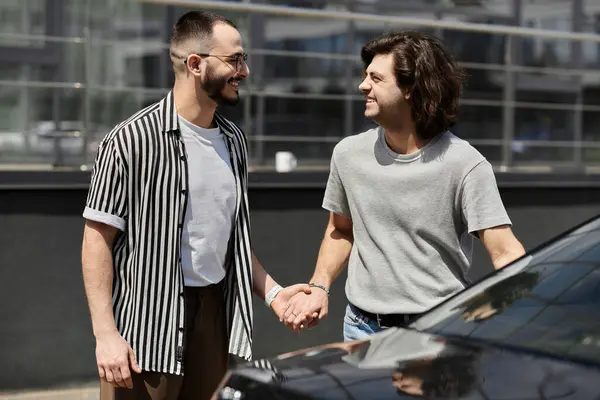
[260,96,346,138]
[0,86,89,165]
[582,84,600,107]
[516,37,574,69]
[0,0,46,46]
[582,111,600,164]
[60,40,86,83]
[263,16,358,55]
[515,72,579,105]
[454,104,503,140]
[88,41,170,89]
[441,29,507,66]
[0,83,24,133]
[462,67,504,101]
[512,107,575,163]
[515,108,574,141]
[0,39,85,83]
[454,104,504,164]
[254,53,359,88]
[87,88,165,131]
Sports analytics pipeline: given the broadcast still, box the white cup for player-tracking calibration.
[275,151,297,173]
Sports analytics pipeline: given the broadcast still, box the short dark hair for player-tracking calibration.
[170,10,237,47]
[361,31,464,140]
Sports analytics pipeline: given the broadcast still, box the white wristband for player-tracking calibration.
[265,284,283,307]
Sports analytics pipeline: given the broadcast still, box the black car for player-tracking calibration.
[214,216,600,399]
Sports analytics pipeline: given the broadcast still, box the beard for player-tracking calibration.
[201,66,240,106]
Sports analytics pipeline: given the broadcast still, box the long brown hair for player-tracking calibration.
[361,31,465,140]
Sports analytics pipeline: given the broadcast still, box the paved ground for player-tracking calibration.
[0,384,98,400]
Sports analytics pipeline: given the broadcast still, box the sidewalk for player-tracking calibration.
[0,384,98,400]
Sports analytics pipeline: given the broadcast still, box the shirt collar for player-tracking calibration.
[159,90,234,138]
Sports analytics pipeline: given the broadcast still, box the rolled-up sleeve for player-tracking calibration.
[82,138,128,231]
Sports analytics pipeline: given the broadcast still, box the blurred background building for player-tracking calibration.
[1,0,600,171]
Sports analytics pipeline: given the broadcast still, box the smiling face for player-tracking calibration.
[185,22,249,106]
[358,53,410,124]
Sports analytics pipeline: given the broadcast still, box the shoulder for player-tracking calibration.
[437,131,488,172]
[332,127,378,161]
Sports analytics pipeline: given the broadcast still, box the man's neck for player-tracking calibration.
[381,122,428,155]
[173,80,217,129]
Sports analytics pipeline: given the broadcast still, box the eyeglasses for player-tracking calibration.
[185,53,248,72]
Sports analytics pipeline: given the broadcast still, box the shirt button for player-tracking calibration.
[181,189,187,195]
[178,327,184,332]
[180,155,186,161]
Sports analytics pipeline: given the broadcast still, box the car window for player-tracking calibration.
[412,217,600,364]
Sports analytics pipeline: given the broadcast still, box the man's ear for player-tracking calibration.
[186,54,203,76]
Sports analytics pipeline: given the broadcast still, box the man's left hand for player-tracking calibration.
[271,284,318,328]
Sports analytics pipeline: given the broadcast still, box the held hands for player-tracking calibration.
[95,329,142,389]
[271,284,318,322]
[281,284,329,333]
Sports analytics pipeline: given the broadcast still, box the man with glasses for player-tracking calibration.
[81,10,311,400]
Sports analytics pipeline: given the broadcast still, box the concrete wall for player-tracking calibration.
[1,175,600,390]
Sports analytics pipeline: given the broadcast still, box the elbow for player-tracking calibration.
[493,243,526,270]
[331,227,353,244]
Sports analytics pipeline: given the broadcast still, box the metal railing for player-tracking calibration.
[2,1,600,170]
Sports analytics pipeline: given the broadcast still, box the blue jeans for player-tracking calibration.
[343,304,386,342]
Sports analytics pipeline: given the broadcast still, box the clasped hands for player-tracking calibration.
[271,284,329,332]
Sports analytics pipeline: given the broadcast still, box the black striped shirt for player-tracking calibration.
[83,91,254,374]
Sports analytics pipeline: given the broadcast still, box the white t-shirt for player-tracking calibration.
[178,115,236,287]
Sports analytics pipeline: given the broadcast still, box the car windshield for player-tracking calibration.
[412,216,600,365]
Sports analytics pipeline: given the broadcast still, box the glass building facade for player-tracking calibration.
[1,0,600,171]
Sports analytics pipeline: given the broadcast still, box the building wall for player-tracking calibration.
[1,179,600,390]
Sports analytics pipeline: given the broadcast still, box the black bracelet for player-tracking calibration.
[309,282,330,296]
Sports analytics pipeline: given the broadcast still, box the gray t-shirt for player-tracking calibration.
[323,127,511,314]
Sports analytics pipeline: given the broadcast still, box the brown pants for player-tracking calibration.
[101,284,229,400]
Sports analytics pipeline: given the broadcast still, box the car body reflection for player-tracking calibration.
[214,215,600,400]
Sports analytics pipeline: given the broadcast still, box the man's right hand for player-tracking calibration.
[95,330,142,389]
[282,289,329,332]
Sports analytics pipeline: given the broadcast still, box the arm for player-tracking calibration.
[82,137,139,388]
[283,212,354,330]
[479,225,526,270]
[251,250,278,301]
[310,212,354,288]
[460,160,521,270]
[82,220,119,338]
[250,249,312,320]
[82,221,141,388]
